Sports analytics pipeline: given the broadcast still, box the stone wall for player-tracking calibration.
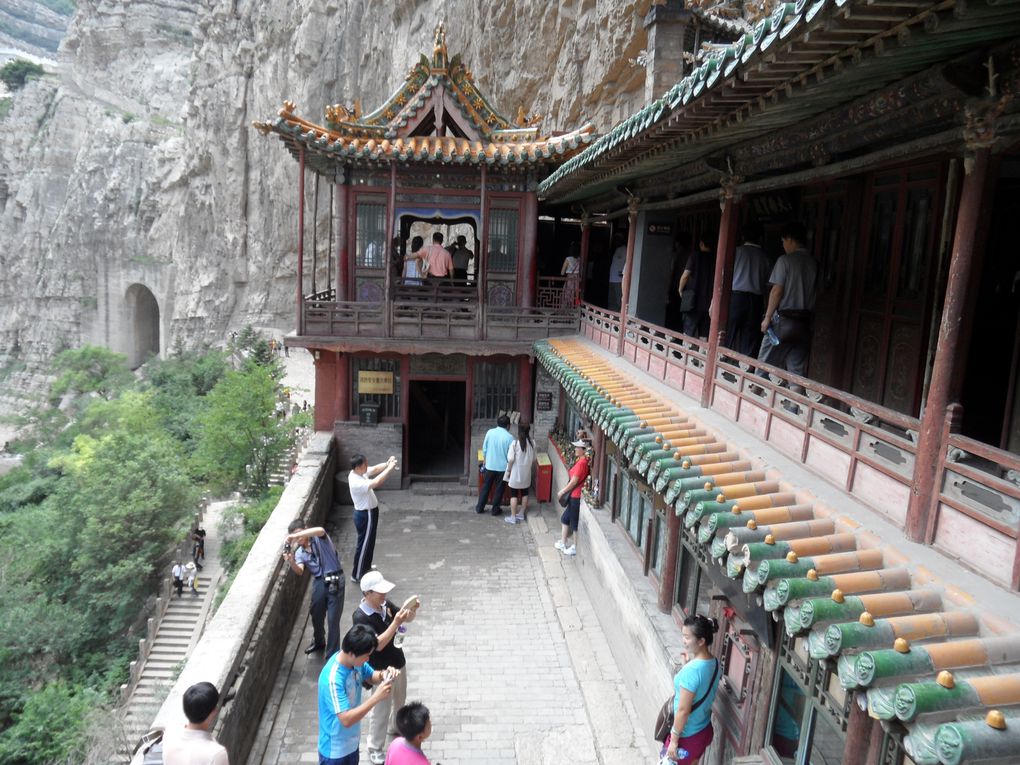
[531,362,560,452]
[333,421,403,499]
[133,432,335,765]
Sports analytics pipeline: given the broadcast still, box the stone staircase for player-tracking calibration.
[115,501,230,761]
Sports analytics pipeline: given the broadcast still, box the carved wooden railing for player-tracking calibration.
[302,298,577,341]
[712,347,921,527]
[931,404,1020,588]
[538,276,578,310]
[623,317,709,398]
[304,287,336,302]
[579,303,621,349]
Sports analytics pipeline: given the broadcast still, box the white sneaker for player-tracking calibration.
[504,515,517,525]
[563,545,577,556]
[554,540,566,551]
[368,750,385,765]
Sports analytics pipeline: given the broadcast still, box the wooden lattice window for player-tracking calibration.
[487,208,519,272]
[472,361,517,420]
[356,201,387,268]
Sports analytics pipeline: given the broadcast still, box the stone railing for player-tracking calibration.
[130,433,336,765]
[119,500,209,705]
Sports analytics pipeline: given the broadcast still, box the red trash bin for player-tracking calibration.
[535,452,552,503]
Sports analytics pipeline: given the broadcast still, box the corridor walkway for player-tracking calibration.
[246,490,657,765]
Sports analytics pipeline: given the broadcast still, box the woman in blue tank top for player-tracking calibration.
[667,614,721,763]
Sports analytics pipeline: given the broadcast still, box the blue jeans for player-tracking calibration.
[310,576,344,657]
[319,751,358,765]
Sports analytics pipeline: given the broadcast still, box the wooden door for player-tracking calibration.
[848,163,943,415]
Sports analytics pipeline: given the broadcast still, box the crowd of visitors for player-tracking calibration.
[399,231,474,286]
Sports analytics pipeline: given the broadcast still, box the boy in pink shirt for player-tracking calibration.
[384,702,432,764]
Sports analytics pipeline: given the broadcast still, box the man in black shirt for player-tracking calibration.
[352,571,419,765]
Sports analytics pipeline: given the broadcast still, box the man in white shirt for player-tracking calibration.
[162,682,229,765]
[348,453,398,582]
[608,238,627,311]
[171,561,185,598]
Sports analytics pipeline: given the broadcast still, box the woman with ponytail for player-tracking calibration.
[504,422,535,524]
[665,614,721,763]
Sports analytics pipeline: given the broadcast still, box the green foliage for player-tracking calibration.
[50,345,133,401]
[0,60,44,92]
[0,98,11,120]
[0,682,94,765]
[144,350,228,448]
[193,364,289,495]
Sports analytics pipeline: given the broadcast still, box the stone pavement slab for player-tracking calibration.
[247,491,658,765]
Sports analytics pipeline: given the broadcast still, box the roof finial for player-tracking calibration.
[433,22,448,70]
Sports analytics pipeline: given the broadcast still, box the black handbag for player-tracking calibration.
[773,309,812,344]
[653,659,720,742]
[558,493,570,508]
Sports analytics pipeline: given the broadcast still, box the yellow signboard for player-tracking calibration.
[358,371,394,395]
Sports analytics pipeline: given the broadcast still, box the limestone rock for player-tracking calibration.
[0,0,656,416]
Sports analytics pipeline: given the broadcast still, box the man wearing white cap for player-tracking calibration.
[351,571,420,765]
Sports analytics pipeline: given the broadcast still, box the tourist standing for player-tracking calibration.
[560,242,581,307]
[385,702,433,765]
[451,234,472,282]
[162,682,229,765]
[726,221,771,357]
[171,560,185,598]
[284,522,345,656]
[351,571,419,764]
[504,422,535,525]
[555,440,591,556]
[677,234,717,340]
[475,415,514,516]
[403,236,425,286]
[664,615,721,764]
[607,236,627,311]
[419,232,453,281]
[757,220,818,386]
[349,454,399,582]
[318,624,398,765]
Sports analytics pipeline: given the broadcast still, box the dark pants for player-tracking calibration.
[682,310,710,339]
[726,291,764,357]
[310,575,344,657]
[319,752,358,765]
[475,469,507,513]
[173,577,183,597]
[453,268,467,282]
[352,507,379,581]
[608,282,622,311]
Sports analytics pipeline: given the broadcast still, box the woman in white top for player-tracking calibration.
[403,235,425,286]
[504,422,535,525]
[560,243,581,307]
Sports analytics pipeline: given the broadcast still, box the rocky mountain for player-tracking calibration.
[0,0,72,59]
[0,0,656,415]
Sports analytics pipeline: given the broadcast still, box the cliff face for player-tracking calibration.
[0,0,72,59]
[0,0,653,413]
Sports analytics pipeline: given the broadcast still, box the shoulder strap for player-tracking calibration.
[689,660,719,713]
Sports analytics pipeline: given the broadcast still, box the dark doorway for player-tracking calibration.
[408,380,466,477]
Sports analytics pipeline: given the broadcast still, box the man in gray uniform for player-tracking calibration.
[726,221,771,357]
[757,221,818,384]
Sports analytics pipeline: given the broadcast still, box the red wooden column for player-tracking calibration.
[297,148,306,334]
[701,182,741,408]
[521,186,539,308]
[842,701,877,765]
[313,350,337,431]
[579,216,592,303]
[383,163,397,335]
[617,199,639,356]
[336,169,350,301]
[907,146,991,542]
[478,166,488,339]
[518,356,534,422]
[336,352,350,424]
[657,503,682,612]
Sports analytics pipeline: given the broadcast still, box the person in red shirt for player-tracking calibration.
[555,440,591,557]
[419,232,453,280]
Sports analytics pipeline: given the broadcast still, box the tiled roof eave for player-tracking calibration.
[534,337,1020,764]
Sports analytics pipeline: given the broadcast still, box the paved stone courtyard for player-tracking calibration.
[246,490,657,765]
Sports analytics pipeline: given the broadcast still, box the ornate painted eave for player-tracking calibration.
[253,24,596,172]
[539,0,1020,205]
[535,336,1020,765]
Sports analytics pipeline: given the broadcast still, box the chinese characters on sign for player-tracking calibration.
[358,371,394,395]
[536,392,553,411]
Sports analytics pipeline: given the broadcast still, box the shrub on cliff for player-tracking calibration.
[0,60,45,92]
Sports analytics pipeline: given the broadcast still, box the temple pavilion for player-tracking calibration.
[255,25,593,477]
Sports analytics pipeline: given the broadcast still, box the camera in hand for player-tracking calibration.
[324,571,342,595]
[283,541,292,554]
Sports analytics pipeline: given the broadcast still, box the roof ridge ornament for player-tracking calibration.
[432,22,448,71]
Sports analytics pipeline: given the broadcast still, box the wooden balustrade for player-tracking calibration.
[301,298,577,341]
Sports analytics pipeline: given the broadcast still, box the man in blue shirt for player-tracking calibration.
[474,415,515,516]
[318,624,398,765]
[285,523,345,656]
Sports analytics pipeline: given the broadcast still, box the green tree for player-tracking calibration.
[0,682,94,765]
[193,364,289,495]
[50,346,133,401]
[145,350,228,447]
[0,60,44,92]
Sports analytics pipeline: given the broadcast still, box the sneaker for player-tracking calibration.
[563,545,577,556]
[368,750,386,765]
[491,507,503,516]
[504,515,517,525]
[554,540,566,551]
[516,515,526,524]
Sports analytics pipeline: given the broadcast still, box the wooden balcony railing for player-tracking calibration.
[302,292,579,342]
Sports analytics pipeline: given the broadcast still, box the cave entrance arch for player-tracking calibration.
[125,283,160,369]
